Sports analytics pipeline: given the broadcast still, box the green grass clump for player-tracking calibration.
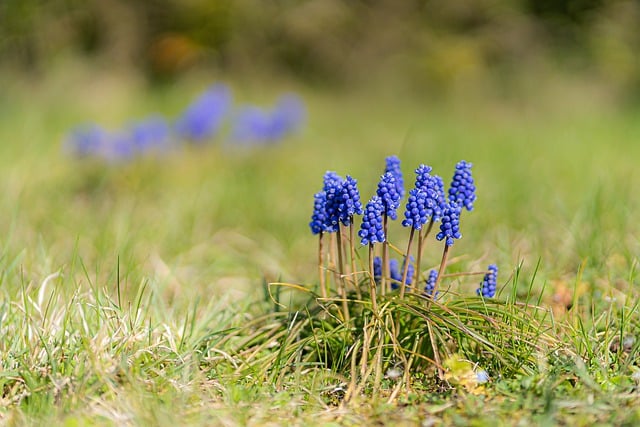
[0,67,640,424]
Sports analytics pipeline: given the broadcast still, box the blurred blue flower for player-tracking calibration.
[390,257,414,289]
[230,94,305,144]
[373,256,382,282]
[359,196,385,245]
[175,84,231,143]
[127,116,171,153]
[376,172,401,220]
[269,94,305,139]
[436,201,462,246]
[385,155,404,199]
[448,160,476,211]
[65,124,111,158]
[477,264,498,298]
[424,269,438,298]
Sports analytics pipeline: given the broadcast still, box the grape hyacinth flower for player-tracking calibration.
[436,201,462,246]
[424,269,438,298]
[448,160,476,211]
[128,116,171,153]
[175,84,231,143]
[309,191,328,235]
[376,172,401,220]
[403,165,446,229]
[385,155,404,200]
[322,171,344,233]
[65,124,110,158]
[373,256,382,282]
[229,106,271,144]
[269,94,305,139]
[336,175,363,226]
[390,257,414,289]
[359,196,385,245]
[477,264,498,298]
[230,94,305,144]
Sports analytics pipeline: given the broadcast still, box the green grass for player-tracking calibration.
[1,66,640,425]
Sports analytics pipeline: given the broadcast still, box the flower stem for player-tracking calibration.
[381,213,389,296]
[349,221,361,300]
[336,228,350,323]
[368,243,378,313]
[432,243,450,302]
[318,233,327,298]
[399,227,415,299]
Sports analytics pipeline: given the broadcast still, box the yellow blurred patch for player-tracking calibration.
[443,354,486,395]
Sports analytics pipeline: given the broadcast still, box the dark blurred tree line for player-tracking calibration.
[1,0,638,94]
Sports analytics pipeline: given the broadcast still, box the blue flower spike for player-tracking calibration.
[175,83,231,143]
[309,191,328,235]
[477,264,498,298]
[448,160,476,211]
[385,155,404,199]
[337,175,363,226]
[376,172,401,220]
[403,164,446,229]
[436,201,462,246]
[424,269,438,298]
[359,196,386,245]
[390,257,414,289]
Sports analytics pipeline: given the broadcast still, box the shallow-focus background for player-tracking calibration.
[1,0,639,303]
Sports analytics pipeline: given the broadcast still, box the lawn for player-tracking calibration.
[1,67,640,425]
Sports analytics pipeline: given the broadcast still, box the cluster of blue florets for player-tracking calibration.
[373,256,415,288]
[424,270,438,298]
[477,264,498,298]
[310,157,499,298]
[65,83,305,162]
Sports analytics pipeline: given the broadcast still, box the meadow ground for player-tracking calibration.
[1,66,640,425]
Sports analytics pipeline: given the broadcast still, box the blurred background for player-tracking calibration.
[1,0,639,98]
[1,0,639,301]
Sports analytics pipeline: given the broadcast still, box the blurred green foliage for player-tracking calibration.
[1,0,639,97]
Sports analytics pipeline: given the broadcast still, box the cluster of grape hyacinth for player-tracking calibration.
[310,157,498,309]
[65,83,305,162]
[477,264,498,298]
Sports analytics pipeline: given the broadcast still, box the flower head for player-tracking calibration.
[128,116,171,152]
[321,171,344,233]
[403,165,446,228]
[373,256,382,282]
[336,175,363,226]
[269,94,305,139]
[385,155,404,199]
[390,257,414,289]
[359,196,385,245]
[65,124,110,158]
[309,191,328,235]
[448,160,476,211]
[175,84,231,143]
[477,264,498,298]
[424,269,438,298]
[376,172,401,220]
[436,201,462,246]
